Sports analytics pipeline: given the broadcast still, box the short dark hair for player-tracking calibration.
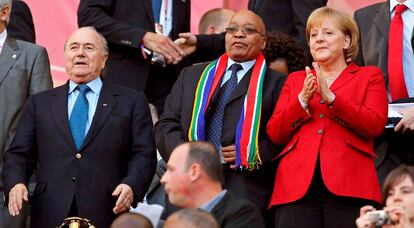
[382,164,414,205]
[185,142,223,183]
[263,31,306,73]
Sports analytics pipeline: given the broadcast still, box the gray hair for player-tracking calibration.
[0,0,12,25]
[64,26,108,56]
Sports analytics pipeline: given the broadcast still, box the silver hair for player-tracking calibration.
[64,26,109,56]
[0,0,12,25]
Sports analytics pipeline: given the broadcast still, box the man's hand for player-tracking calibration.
[395,107,414,134]
[174,32,197,57]
[8,183,28,216]
[112,183,133,214]
[222,145,236,169]
[142,32,184,64]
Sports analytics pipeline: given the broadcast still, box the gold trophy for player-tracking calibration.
[57,217,95,228]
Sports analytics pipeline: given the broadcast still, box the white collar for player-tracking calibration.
[390,0,414,12]
[0,29,7,48]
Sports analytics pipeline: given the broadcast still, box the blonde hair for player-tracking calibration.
[306,7,359,60]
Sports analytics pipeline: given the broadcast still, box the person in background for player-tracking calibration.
[354,0,414,185]
[77,0,190,115]
[7,0,35,43]
[111,213,153,228]
[2,27,156,228]
[198,8,235,35]
[0,0,52,227]
[160,142,265,228]
[262,31,306,75]
[164,208,219,228]
[356,165,414,228]
[267,7,388,227]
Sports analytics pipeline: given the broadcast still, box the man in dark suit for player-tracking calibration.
[0,1,52,227]
[2,27,156,228]
[161,142,265,228]
[155,10,285,225]
[354,0,414,184]
[77,0,190,114]
[8,0,35,43]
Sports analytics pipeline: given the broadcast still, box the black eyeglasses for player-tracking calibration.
[225,26,265,37]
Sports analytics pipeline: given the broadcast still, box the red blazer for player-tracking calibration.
[267,63,388,207]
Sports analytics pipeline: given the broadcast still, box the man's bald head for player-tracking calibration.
[225,10,266,62]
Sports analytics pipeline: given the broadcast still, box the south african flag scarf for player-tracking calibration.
[188,52,266,170]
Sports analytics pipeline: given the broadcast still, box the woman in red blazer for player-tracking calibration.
[267,7,388,227]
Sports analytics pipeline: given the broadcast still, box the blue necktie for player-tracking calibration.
[152,0,162,23]
[206,63,243,154]
[70,84,90,150]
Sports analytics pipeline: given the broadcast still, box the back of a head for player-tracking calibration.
[263,31,306,73]
[111,213,153,228]
[164,208,219,228]
[186,142,223,184]
[198,8,235,34]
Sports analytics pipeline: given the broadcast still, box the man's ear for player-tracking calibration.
[188,163,201,182]
[261,37,267,50]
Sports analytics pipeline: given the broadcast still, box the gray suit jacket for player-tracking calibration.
[0,36,52,190]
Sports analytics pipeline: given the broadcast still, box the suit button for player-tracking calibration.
[320,99,325,104]
[72,177,76,183]
[76,153,81,159]
[319,113,324,118]
[317,129,324,135]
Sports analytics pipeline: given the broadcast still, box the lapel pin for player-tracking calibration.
[103,103,108,107]
[12,54,17,59]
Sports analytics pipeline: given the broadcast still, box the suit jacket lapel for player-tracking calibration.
[80,82,118,150]
[328,63,359,92]
[374,2,390,43]
[51,83,77,151]
[0,38,20,86]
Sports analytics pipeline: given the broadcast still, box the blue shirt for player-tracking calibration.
[200,190,227,212]
[221,59,256,87]
[390,0,414,97]
[68,77,102,135]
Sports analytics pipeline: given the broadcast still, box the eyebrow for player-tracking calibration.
[68,42,96,47]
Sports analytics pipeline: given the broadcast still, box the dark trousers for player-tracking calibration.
[274,165,377,228]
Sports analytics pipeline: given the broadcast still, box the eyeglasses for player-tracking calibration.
[225,26,265,37]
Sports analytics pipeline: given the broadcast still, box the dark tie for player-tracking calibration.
[152,0,162,23]
[206,63,243,154]
[388,4,408,101]
[70,84,90,150]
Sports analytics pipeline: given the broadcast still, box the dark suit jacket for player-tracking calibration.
[267,63,388,206]
[354,1,414,180]
[211,191,265,228]
[2,81,156,228]
[0,37,52,191]
[8,0,36,43]
[77,0,190,92]
[154,61,286,212]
